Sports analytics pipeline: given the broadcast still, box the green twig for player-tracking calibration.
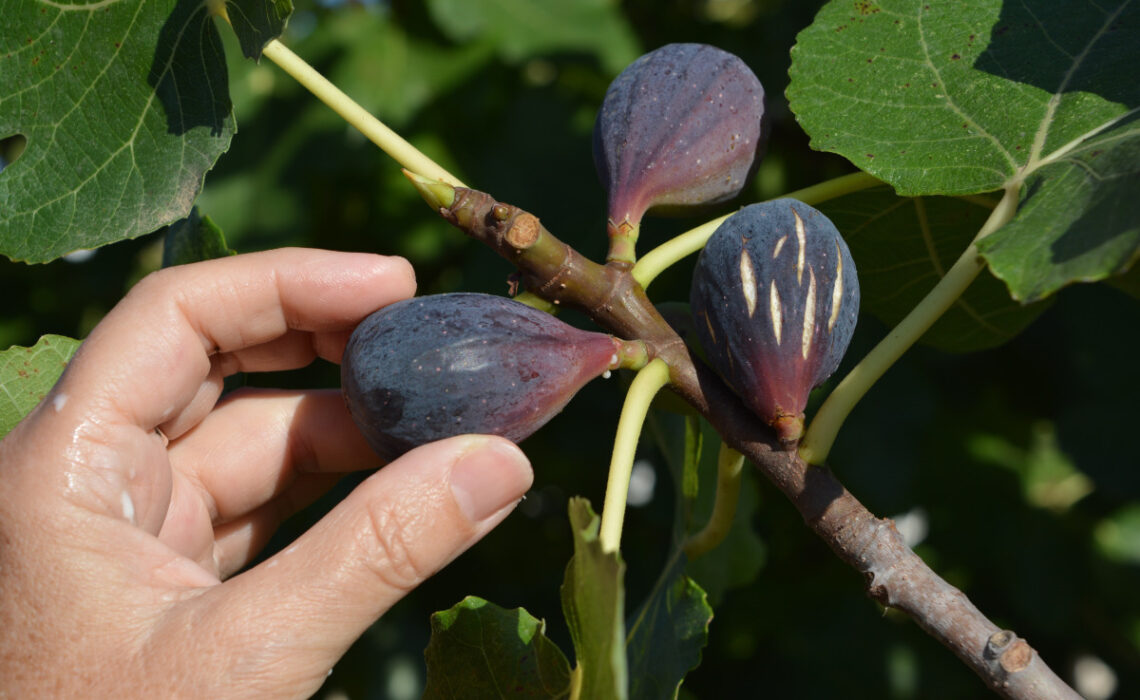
[683,443,745,560]
[259,40,464,187]
[632,171,882,290]
[599,359,672,553]
[798,184,1021,465]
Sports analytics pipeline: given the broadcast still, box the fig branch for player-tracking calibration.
[411,174,1079,700]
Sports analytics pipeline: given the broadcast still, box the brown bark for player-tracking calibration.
[436,187,1081,700]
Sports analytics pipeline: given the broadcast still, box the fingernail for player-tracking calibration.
[450,438,533,522]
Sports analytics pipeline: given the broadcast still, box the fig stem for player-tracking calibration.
[606,219,640,267]
[799,183,1021,465]
[599,358,671,553]
[512,291,558,314]
[682,443,745,560]
[258,39,464,188]
[632,171,882,290]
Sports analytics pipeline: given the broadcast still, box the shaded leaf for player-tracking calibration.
[225,0,293,60]
[976,120,1140,302]
[560,497,627,700]
[425,0,640,74]
[0,335,80,439]
[423,596,571,699]
[788,0,1140,301]
[818,186,1050,352]
[0,0,235,263]
[648,412,766,605]
[626,552,712,700]
[162,207,236,267]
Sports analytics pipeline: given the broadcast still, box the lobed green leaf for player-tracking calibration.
[0,0,235,263]
[789,0,1140,301]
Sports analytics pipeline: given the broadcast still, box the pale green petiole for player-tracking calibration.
[683,443,745,560]
[259,40,464,187]
[798,184,1022,465]
[599,359,672,553]
[632,171,882,290]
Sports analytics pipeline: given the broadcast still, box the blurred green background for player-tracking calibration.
[3,0,1138,697]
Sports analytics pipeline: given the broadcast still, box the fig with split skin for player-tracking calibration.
[690,199,859,444]
[341,293,646,461]
[593,42,767,260]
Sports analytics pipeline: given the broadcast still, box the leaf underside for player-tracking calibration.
[818,187,1050,352]
[789,0,1140,302]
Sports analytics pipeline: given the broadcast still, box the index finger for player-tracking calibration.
[60,248,415,431]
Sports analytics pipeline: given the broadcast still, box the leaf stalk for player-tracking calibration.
[260,40,464,187]
[682,443,745,560]
[798,184,1022,464]
[599,359,672,553]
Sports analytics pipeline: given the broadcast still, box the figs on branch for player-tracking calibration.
[593,43,767,259]
[689,200,859,443]
[342,293,644,461]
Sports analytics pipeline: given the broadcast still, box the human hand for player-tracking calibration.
[0,249,534,697]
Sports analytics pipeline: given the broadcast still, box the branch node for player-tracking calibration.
[506,212,540,250]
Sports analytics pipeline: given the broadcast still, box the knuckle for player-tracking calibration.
[357,497,432,592]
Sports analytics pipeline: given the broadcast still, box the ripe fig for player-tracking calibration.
[593,43,766,260]
[342,293,642,461]
[689,200,859,443]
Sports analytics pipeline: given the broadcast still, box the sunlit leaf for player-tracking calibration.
[0,1,234,263]
[0,334,80,439]
[789,0,1140,301]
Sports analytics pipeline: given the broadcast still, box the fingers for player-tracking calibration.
[60,248,415,432]
[168,388,378,522]
[158,388,380,572]
[8,249,412,524]
[174,436,533,693]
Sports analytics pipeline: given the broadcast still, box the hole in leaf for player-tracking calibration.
[0,134,27,173]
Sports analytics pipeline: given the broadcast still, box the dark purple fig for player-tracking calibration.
[594,43,766,260]
[690,200,859,443]
[342,293,640,461]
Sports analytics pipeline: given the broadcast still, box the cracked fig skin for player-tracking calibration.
[342,293,624,461]
[593,43,766,230]
[690,200,859,443]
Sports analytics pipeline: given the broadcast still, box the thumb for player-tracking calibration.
[171,435,532,695]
